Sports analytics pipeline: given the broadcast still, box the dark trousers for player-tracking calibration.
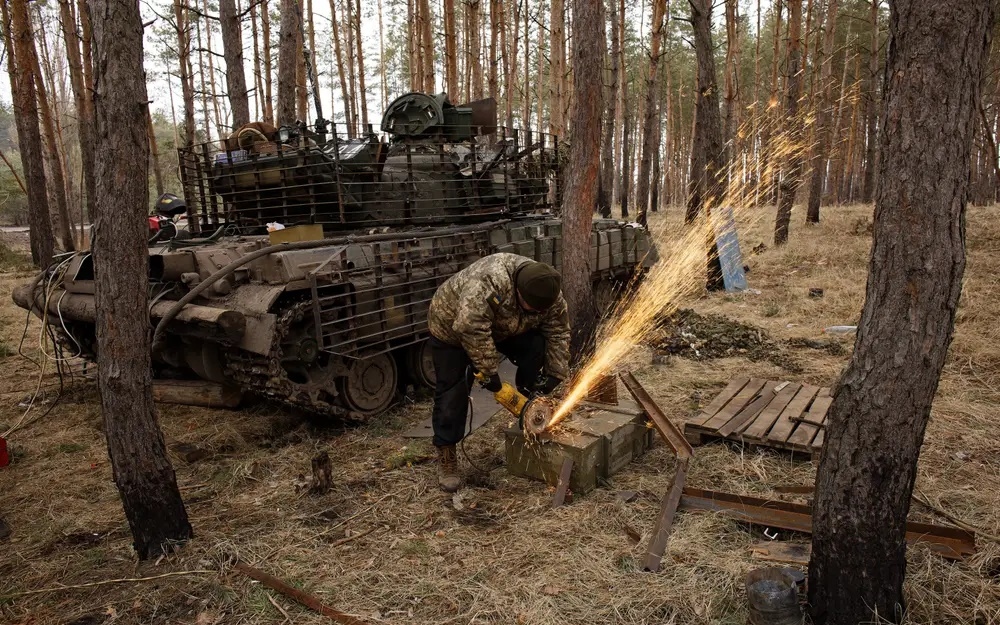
[430,331,546,447]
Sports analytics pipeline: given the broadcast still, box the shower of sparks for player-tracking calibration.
[545,95,825,429]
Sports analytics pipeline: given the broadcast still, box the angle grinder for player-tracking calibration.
[474,373,555,435]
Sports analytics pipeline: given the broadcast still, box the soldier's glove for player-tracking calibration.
[481,373,504,393]
[539,376,562,395]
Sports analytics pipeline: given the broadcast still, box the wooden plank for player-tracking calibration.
[750,541,811,566]
[786,387,834,449]
[813,427,826,449]
[699,379,767,432]
[741,383,802,440]
[153,379,244,408]
[688,377,751,426]
[551,458,574,508]
[643,458,689,572]
[766,385,821,444]
[716,381,780,437]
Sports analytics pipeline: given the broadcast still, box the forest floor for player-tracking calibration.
[1,204,999,625]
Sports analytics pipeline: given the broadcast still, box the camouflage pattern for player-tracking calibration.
[428,253,571,380]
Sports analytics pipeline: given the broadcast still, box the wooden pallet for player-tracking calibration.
[684,377,832,460]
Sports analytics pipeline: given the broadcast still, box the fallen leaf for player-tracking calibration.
[542,585,563,596]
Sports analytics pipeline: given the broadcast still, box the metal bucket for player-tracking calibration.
[745,567,803,625]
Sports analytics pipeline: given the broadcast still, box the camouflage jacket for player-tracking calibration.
[427,253,571,380]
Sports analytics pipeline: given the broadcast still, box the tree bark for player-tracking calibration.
[773,0,804,245]
[219,0,251,128]
[611,0,625,210]
[598,0,619,217]
[377,0,387,110]
[548,0,565,137]
[635,0,667,225]
[250,0,264,119]
[276,0,301,124]
[343,0,358,133]
[563,0,601,357]
[522,0,531,128]
[261,0,274,124]
[861,0,878,203]
[723,0,740,167]
[444,0,459,98]
[90,0,193,560]
[809,2,994,623]
[59,0,98,223]
[489,0,499,100]
[685,0,725,224]
[173,0,196,148]
[2,0,54,265]
[469,0,483,100]
[418,0,433,93]
[17,0,74,251]
[353,0,369,128]
[201,0,225,136]
[618,98,631,217]
[763,0,784,205]
[329,0,352,128]
[147,106,164,196]
[805,0,838,223]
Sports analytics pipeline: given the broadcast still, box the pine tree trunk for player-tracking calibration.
[276,0,301,124]
[635,0,667,224]
[489,0,499,100]
[195,16,212,137]
[444,0,459,98]
[619,99,631,218]
[838,51,862,203]
[861,0,878,204]
[809,2,994,622]
[90,0,193,559]
[202,0,226,135]
[805,0,838,223]
[548,0,565,136]
[295,16,308,121]
[354,0,369,128]
[774,0,803,245]
[535,13,544,132]
[763,0,783,206]
[419,0,434,93]
[261,0,275,124]
[16,0,74,251]
[500,0,512,127]
[685,0,725,224]
[250,0,265,119]
[147,106,164,196]
[58,0,98,224]
[522,0,531,129]
[343,0,358,134]
[220,0,251,128]
[562,0,601,356]
[611,0,625,210]
[723,0,740,167]
[598,0,618,217]
[469,0,483,100]
[2,0,54,266]
[329,0,352,128]
[174,0,197,148]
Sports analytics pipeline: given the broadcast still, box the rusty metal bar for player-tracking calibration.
[620,371,693,459]
[644,458,689,572]
[678,487,976,561]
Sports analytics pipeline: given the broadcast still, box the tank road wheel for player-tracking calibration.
[337,351,398,415]
[593,279,625,320]
[405,340,436,389]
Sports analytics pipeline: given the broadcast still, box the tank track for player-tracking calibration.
[224,301,352,419]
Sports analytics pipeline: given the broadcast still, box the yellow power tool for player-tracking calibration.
[475,373,554,435]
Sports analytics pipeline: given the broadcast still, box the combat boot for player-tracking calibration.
[437,444,462,492]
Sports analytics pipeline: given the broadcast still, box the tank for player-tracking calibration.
[11,93,657,420]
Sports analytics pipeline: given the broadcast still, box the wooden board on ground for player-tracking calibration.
[684,378,833,459]
[750,541,811,566]
[153,379,243,408]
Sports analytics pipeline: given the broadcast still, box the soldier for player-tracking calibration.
[427,253,571,492]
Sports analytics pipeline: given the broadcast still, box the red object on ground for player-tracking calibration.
[0,436,9,468]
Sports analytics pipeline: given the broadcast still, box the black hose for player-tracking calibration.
[150,220,509,354]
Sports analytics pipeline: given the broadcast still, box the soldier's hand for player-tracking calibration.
[481,373,503,393]
[538,376,562,394]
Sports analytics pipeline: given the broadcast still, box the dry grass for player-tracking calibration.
[1,204,999,624]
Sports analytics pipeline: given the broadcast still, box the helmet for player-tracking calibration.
[154,193,187,217]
